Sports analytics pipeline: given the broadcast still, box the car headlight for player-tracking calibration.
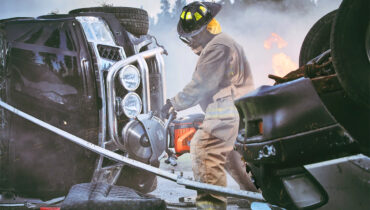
[119,65,141,91]
[122,93,142,118]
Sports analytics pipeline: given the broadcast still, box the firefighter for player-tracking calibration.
[161,1,255,209]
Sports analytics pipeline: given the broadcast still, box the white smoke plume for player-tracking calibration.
[152,0,342,115]
[0,0,342,115]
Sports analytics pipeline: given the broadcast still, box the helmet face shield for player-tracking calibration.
[178,25,207,46]
[179,35,191,45]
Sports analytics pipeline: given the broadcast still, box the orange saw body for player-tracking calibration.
[169,114,204,156]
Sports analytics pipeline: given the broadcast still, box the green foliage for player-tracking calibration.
[173,0,187,16]
[48,9,59,15]
[160,0,171,16]
[100,1,113,7]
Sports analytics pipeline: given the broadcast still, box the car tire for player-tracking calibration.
[61,183,166,210]
[330,0,370,108]
[69,7,149,36]
[299,10,337,66]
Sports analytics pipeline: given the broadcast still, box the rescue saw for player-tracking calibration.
[0,100,264,201]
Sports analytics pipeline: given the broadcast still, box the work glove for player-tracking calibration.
[161,99,173,119]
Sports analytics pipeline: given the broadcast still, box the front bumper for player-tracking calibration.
[235,123,356,165]
[235,78,357,166]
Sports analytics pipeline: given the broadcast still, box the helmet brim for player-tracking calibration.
[177,2,222,37]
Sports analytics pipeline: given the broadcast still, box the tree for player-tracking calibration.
[160,0,171,17]
[48,9,60,15]
[172,0,186,18]
[100,0,113,7]
[156,0,171,26]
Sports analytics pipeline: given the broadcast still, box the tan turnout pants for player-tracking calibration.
[226,150,258,192]
[190,98,239,204]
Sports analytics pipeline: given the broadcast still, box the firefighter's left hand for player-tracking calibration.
[161,99,173,119]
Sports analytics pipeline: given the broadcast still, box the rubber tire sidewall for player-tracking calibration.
[330,0,370,107]
[69,7,149,36]
[299,10,337,66]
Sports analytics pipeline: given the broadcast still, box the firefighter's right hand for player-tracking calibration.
[161,99,173,119]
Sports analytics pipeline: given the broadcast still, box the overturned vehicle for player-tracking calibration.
[0,6,268,209]
[235,0,370,209]
[0,7,168,200]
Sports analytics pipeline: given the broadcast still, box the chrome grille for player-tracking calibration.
[97,44,122,61]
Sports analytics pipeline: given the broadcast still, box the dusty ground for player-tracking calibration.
[149,154,253,209]
[0,154,260,209]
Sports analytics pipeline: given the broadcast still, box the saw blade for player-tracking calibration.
[123,120,152,163]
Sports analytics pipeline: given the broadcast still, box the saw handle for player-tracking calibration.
[164,109,178,166]
[164,108,176,129]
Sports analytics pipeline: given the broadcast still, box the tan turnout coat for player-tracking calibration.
[170,33,254,203]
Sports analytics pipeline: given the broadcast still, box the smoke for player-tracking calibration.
[151,0,342,115]
[217,0,341,86]
[0,0,342,116]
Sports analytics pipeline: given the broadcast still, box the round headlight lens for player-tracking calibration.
[119,65,140,91]
[122,93,142,118]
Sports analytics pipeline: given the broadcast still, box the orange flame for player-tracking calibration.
[264,33,288,49]
[272,53,298,77]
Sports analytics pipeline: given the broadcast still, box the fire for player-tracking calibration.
[264,33,288,49]
[263,33,298,77]
[272,53,298,77]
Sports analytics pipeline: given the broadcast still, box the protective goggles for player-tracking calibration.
[179,35,193,45]
[178,25,207,45]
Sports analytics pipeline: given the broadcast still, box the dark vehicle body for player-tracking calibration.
[235,77,369,209]
[0,10,167,199]
[235,0,370,209]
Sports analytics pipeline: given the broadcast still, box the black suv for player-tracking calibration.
[235,0,370,209]
[0,7,168,199]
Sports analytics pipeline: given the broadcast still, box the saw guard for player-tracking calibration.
[135,113,166,165]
